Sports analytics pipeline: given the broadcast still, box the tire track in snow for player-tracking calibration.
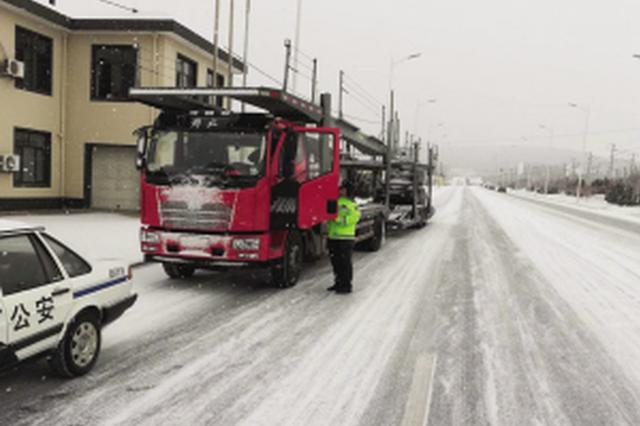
[5,188,461,426]
[465,188,640,425]
[474,187,640,388]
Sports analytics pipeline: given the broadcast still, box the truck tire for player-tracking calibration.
[363,217,385,252]
[162,263,195,279]
[270,231,303,288]
[49,312,101,378]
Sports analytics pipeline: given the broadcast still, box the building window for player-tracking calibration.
[14,128,51,188]
[14,26,53,96]
[176,54,197,88]
[91,45,138,101]
[206,69,226,108]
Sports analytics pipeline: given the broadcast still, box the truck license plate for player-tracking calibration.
[180,236,210,249]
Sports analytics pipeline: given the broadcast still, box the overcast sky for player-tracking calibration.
[41,0,640,166]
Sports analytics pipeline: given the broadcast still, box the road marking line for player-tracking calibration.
[402,353,438,426]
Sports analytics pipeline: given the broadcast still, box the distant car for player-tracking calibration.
[497,186,507,193]
[0,220,136,377]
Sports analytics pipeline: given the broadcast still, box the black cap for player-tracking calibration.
[339,181,355,196]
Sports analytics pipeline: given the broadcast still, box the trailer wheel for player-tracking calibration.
[270,232,303,288]
[162,263,196,279]
[363,217,385,252]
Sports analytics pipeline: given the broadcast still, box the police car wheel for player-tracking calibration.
[49,313,101,377]
[163,263,196,279]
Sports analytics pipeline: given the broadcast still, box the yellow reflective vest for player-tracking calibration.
[328,196,361,240]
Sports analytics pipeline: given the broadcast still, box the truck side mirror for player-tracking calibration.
[135,131,147,170]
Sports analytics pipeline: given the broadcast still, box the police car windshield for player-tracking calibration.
[146,130,266,178]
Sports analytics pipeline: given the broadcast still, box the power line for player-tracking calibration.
[343,113,381,125]
[344,88,380,112]
[247,61,282,86]
[343,73,383,105]
[292,45,315,63]
[96,0,138,13]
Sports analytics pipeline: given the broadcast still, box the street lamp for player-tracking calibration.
[387,52,422,153]
[389,53,422,90]
[568,102,591,200]
[539,124,554,194]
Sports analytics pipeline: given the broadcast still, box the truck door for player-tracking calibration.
[295,128,340,229]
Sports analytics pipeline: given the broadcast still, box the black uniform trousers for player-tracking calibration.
[328,239,355,291]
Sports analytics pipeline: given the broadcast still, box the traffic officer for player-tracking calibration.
[327,181,361,294]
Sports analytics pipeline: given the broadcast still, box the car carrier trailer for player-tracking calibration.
[129,86,432,287]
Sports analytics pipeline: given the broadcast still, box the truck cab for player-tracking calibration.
[132,89,340,287]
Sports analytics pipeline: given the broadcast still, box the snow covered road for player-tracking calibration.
[2,186,640,425]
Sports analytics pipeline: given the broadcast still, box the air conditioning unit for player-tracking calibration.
[0,154,21,173]
[1,59,25,79]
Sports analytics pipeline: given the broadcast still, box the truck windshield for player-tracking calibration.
[146,130,266,183]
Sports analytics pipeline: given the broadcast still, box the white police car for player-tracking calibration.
[0,220,137,377]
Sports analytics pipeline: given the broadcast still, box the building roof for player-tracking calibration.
[0,0,245,72]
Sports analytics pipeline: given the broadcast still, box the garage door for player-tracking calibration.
[91,145,140,210]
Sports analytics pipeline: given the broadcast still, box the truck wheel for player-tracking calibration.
[49,312,101,378]
[162,263,195,279]
[363,218,385,252]
[270,232,303,288]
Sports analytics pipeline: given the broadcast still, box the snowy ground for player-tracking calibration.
[2,187,640,425]
[510,189,640,225]
[0,212,142,265]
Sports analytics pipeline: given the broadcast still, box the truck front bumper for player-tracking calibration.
[141,229,271,263]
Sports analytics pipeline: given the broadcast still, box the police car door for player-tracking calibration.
[1,233,70,360]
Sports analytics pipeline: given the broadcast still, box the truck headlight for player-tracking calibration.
[141,229,161,244]
[232,238,260,251]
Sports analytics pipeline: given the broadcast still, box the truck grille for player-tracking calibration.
[160,201,232,231]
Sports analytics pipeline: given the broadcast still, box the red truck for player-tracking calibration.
[130,87,392,287]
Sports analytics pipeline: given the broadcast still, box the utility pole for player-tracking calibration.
[608,144,617,178]
[412,140,419,218]
[385,90,395,209]
[292,0,303,92]
[283,39,292,92]
[586,152,593,183]
[228,0,235,85]
[568,103,590,200]
[338,70,345,120]
[395,112,400,152]
[311,58,317,103]
[212,0,221,81]
[381,105,386,143]
[240,0,251,112]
